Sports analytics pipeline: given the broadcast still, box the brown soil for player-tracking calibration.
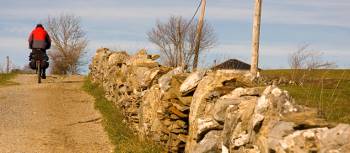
[0,74,113,153]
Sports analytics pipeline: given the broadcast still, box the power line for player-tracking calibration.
[192,0,206,70]
[185,0,202,30]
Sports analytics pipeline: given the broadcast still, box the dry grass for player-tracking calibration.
[0,73,17,86]
[261,69,350,123]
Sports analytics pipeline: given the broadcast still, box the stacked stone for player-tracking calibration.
[89,48,202,152]
[184,70,350,153]
[89,48,194,152]
[139,67,189,152]
[89,48,112,85]
[89,48,350,153]
[89,48,167,131]
[158,74,191,152]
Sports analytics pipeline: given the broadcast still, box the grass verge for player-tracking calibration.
[82,78,162,153]
[0,73,17,86]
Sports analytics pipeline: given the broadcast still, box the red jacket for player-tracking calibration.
[28,27,51,50]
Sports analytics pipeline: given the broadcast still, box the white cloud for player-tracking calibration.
[262,7,350,28]
[0,0,349,68]
[0,37,27,52]
[1,0,349,28]
[280,0,350,8]
[0,26,32,34]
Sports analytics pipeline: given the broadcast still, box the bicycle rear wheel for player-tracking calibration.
[37,61,41,84]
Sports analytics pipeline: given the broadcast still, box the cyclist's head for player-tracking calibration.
[36,24,43,28]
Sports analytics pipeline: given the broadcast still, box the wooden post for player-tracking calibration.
[250,0,263,76]
[192,0,206,71]
[6,56,9,73]
[177,21,184,68]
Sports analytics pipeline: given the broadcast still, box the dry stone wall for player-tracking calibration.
[89,48,350,153]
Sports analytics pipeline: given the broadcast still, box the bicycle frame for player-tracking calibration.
[32,49,45,84]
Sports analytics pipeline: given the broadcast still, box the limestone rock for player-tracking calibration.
[226,98,257,151]
[172,103,190,112]
[140,85,163,138]
[141,68,160,87]
[151,54,160,60]
[169,106,188,118]
[275,128,328,153]
[227,87,262,98]
[186,71,255,153]
[193,130,222,153]
[252,113,265,130]
[268,121,296,151]
[138,67,171,89]
[107,51,129,66]
[212,98,240,124]
[180,70,207,96]
[126,49,159,68]
[94,48,112,62]
[222,105,239,147]
[159,67,184,92]
[320,124,350,152]
[255,95,269,114]
[88,48,350,153]
[196,117,223,141]
[232,131,250,147]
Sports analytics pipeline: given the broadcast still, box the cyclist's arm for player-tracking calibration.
[28,32,33,49]
[46,34,51,49]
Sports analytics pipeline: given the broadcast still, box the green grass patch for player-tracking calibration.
[261,69,350,81]
[82,78,162,153]
[262,69,350,123]
[0,73,17,86]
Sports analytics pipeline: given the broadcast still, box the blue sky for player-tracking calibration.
[0,0,349,71]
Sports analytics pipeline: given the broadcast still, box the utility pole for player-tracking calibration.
[6,56,9,73]
[250,0,263,76]
[177,21,185,68]
[192,0,206,71]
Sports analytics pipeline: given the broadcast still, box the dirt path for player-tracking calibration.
[0,74,113,153]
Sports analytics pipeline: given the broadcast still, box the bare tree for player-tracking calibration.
[289,44,336,70]
[289,44,337,83]
[46,14,88,74]
[289,45,311,70]
[148,16,216,69]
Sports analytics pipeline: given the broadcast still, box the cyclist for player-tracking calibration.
[28,24,51,79]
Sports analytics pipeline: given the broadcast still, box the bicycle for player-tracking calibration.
[32,49,45,84]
